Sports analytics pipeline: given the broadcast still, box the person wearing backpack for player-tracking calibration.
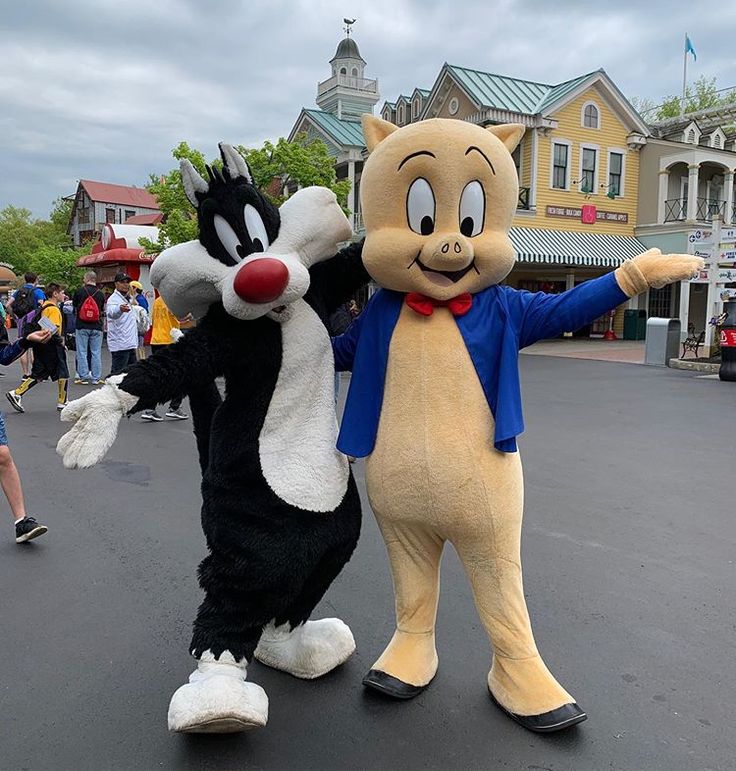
[7,273,45,378]
[72,270,105,385]
[6,283,70,413]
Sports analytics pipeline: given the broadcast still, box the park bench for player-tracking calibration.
[681,325,705,358]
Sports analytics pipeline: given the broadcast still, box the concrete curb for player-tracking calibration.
[668,358,721,373]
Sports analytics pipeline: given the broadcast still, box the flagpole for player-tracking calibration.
[681,32,688,117]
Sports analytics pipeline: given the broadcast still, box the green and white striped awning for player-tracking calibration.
[509,227,646,268]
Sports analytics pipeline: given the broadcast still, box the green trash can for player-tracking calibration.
[623,309,638,340]
[635,309,647,340]
[623,309,647,340]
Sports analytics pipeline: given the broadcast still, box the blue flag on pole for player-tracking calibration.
[685,35,697,61]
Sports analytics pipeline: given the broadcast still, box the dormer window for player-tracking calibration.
[383,107,391,121]
[582,102,599,129]
[398,104,404,125]
[687,128,696,143]
[712,132,723,149]
[412,98,420,119]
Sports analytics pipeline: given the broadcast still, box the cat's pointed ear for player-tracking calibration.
[219,143,253,183]
[180,159,208,207]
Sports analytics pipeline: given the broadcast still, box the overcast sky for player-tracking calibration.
[2,0,734,218]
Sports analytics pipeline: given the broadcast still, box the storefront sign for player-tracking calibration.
[721,228,736,244]
[718,248,736,261]
[693,247,713,261]
[716,268,736,283]
[545,205,629,223]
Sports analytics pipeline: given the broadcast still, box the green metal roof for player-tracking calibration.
[534,71,601,113]
[302,109,365,147]
[446,65,549,112]
[444,64,598,115]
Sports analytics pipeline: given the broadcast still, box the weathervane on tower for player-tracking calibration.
[343,18,356,36]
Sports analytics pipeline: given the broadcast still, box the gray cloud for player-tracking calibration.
[2,0,734,217]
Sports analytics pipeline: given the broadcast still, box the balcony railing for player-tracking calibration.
[664,198,686,222]
[664,197,725,223]
[518,187,530,211]
[698,198,725,221]
[317,74,378,97]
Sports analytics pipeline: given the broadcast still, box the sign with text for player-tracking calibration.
[689,269,710,283]
[721,228,736,244]
[716,268,736,283]
[720,329,736,347]
[546,205,629,223]
[688,229,714,245]
[719,248,736,261]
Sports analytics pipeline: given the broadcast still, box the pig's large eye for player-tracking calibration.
[459,180,485,237]
[406,178,435,236]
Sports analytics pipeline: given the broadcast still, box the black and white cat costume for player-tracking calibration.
[57,145,368,733]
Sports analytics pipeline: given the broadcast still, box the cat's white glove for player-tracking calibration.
[56,375,139,469]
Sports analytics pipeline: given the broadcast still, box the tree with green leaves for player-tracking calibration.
[0,199,76,280]
[141,135,351,252]
[632,76,736,122]
[27,245,87,289]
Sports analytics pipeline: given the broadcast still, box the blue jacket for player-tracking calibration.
[333,272,628,457]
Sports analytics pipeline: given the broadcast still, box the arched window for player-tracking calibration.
[687,128,696,143]
[351,67,358,77]
[398,105,404,125]
[583,102,599,129]
[413,98,420,118]
[383,107,391,121]
[340,67,347,75]
[714,134,722,149]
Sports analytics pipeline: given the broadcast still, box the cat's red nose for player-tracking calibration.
[233,258,289,303]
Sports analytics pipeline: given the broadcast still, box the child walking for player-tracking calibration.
[6,283,70,414]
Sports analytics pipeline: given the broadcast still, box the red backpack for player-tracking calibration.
[78,288,100,323]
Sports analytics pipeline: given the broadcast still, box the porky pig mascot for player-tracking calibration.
[332,116,703,733]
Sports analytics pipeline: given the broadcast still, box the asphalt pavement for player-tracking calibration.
[1,348,734,770]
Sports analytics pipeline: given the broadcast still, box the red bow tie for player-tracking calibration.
[405,292,473,317]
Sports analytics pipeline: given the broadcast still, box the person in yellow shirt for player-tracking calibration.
[6,283,70,413]
[140,294,189,422]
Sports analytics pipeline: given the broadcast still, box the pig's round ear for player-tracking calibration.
[362,115,399,153]
[486,124,525,153]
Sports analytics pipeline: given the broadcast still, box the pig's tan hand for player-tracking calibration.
[615,248,705,297]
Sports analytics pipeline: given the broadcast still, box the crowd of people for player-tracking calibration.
[0,269,191,544]
[0,272,365,546]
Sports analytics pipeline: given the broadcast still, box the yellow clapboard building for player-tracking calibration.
[291,36,654,337]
